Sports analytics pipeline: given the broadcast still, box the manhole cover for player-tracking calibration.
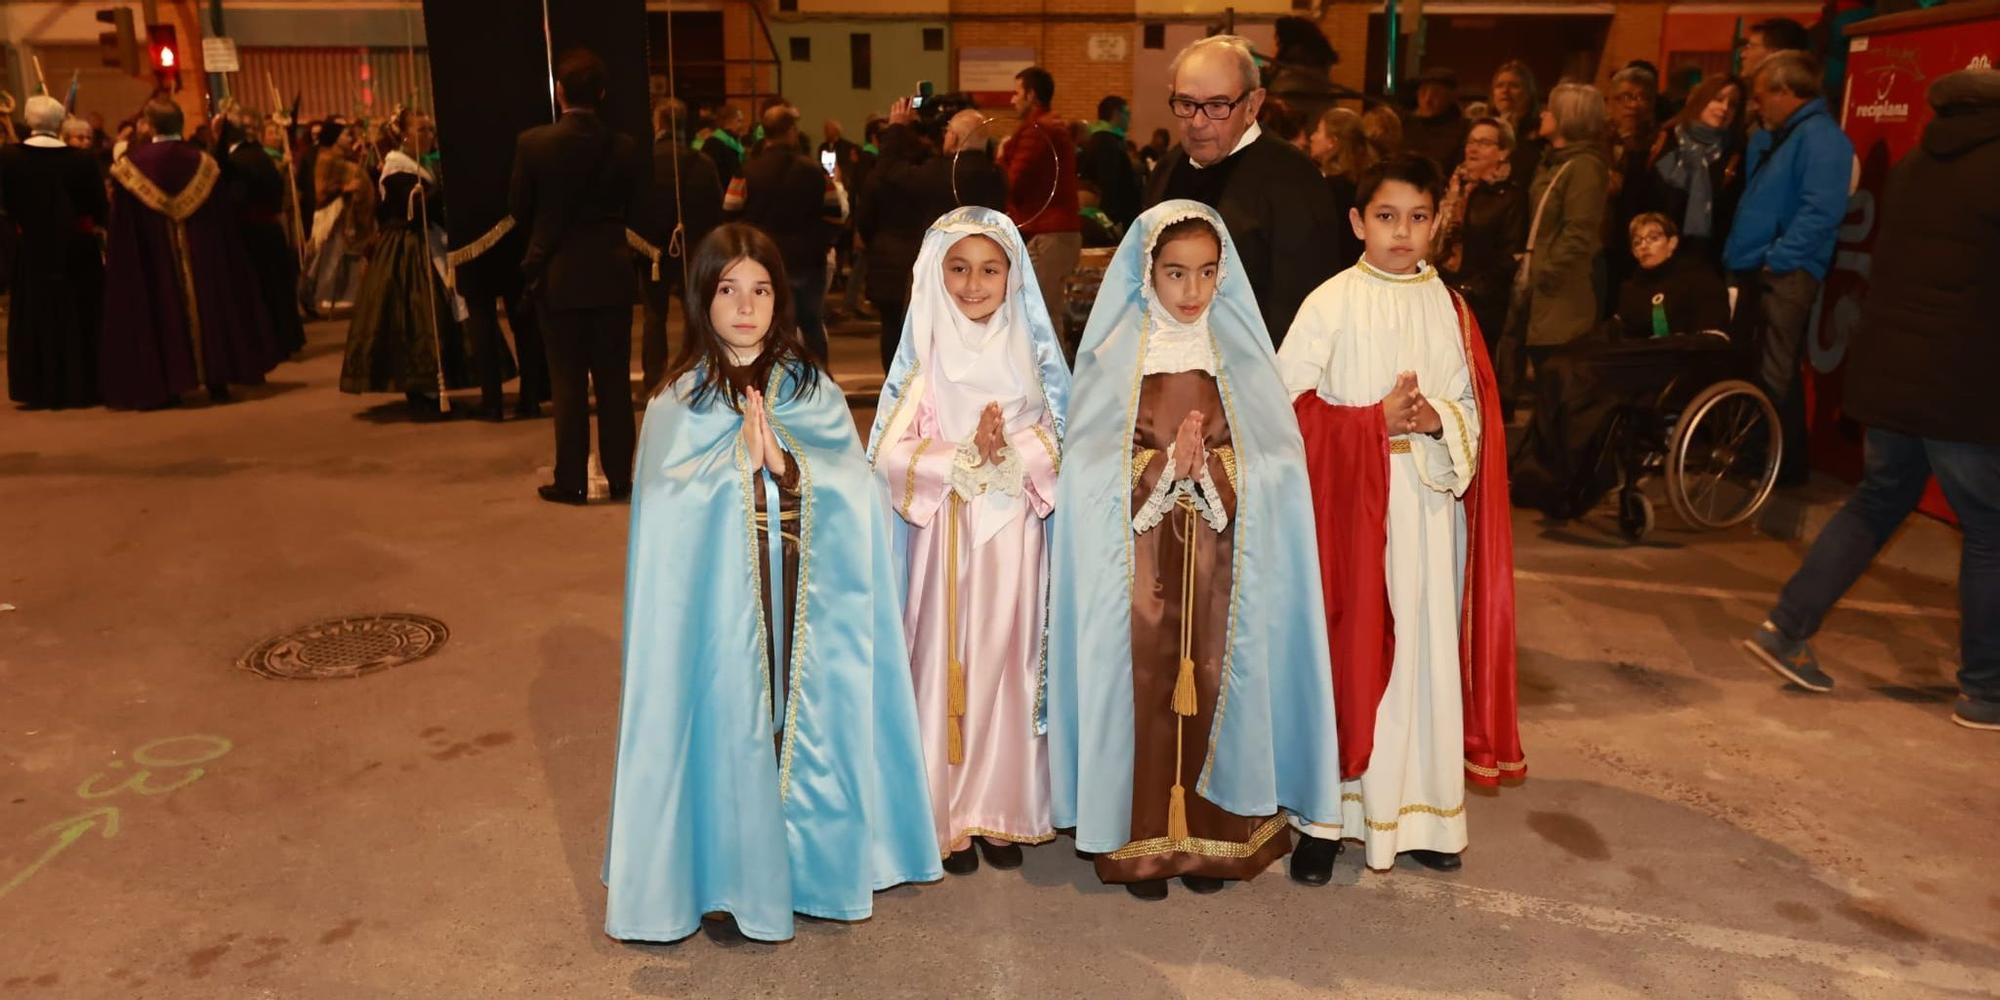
[238,613,449,680]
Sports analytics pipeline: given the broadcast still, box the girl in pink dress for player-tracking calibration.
[869,207,1073,874]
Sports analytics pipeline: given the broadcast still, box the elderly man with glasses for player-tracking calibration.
[1142,34,1344,346]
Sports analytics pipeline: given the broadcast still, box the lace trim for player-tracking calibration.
[1132,442,1228,534]
[949,439,1024,501]
[1140,326,1218,376]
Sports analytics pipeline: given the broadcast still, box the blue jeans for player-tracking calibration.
[1771,428,2000,703]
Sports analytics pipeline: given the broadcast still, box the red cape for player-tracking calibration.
[1293,291,1524,786]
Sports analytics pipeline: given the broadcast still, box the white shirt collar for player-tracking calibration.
[24,134,64,148]
[1191,122,1261,171]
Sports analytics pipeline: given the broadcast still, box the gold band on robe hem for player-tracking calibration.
[1464,759,1527,778]
[940,828,1058,856]
[1337,792,1467,832]
[1102,812,1288,861]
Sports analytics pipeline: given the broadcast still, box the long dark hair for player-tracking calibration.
[1664,74,1746,140]
[661,223,822,409]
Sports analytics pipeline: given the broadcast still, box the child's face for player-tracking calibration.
[943,235,1009,323]
[1150,230,1221,323]
[1350,179,1438,275]
[710,256,775,358]
[1631,222,1677,270]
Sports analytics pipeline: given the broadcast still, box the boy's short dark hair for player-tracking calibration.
[1097,95,1128,122]
[556,47,608,107]
[1016,67,1055,109]
[1354,153,1445,212]
[1750,17,1811,54]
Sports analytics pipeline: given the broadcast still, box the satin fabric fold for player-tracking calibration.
[1046,200,1342,852]
[1292,394,1395,780]
[605,364,941,944]
[1451,296,1526,785]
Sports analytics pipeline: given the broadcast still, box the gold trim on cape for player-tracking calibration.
[768,403,815,803]
[1102,811,1288,861]
[443,215,516,288]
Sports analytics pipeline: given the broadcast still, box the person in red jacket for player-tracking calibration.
[998,66,1083,346]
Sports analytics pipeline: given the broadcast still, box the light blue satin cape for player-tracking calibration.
[605,362,942,943]
[1045,200,1343,852]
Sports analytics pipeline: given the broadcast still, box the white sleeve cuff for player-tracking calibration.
[1413,397,1479,497]
[951,438,1025,502]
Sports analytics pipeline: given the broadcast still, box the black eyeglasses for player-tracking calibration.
[1169,91,1251,120]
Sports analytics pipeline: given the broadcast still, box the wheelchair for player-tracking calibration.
[1605,342,1783,543]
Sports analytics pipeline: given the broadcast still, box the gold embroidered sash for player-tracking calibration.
[112,154,221,386]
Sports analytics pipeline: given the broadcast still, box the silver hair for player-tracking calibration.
[1756,51,1823,100]
[60,116,92,139]
[24,95,65,133]
[1169,34,1259,95]
[1611,64,1659,91]
[1546,82,1607,144]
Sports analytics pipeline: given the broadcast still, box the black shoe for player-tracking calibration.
[942,847,979,875]
[207,385,232,403]
[1406,850,1462,872]
[514,400,542,420]
[1180,875,1224,894]
[607,484,633,503]
[1289,834,1342,886]
[1125,878,1168,901]
[975,838,1023,870]
[537,484,588,506]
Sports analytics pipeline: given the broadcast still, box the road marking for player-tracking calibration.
[1517,570,1957,620]
[1370,876,1998,995]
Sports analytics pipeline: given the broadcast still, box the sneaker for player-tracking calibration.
[1951,698,2000,731]
[1741,621,1834,692]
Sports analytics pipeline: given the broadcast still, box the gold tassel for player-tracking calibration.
[1173,656,1198,717]
[1167,784,1190,840]
[945,494,966,766]
[650,258,661,282]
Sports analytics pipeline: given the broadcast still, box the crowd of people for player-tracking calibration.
[1,13,1991,949]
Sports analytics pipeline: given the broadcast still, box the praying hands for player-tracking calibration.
[1380,371,1443,437]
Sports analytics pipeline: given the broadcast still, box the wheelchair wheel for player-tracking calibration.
[1665,379,1782,530]
[1618,489,1655,542]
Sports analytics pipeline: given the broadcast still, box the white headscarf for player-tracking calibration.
[1138,205,1227,376]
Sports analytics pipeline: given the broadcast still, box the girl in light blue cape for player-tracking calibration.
[1045,200,1342,898]
[604,224,940,943]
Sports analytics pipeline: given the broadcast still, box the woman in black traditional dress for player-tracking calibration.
[339,108,506,420]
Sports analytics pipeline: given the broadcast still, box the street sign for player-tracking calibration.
[1087,32,1128,63]
[201,36,239,73]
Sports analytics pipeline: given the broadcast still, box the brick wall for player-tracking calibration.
[952,0,1134,123]
[1600,1,1669,86]
[1318,0,1372,97]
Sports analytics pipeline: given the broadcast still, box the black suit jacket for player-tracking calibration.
[510,109,650,311]
[856,124,1008,304]
[650,136,723,265]
[1144,134,1342,344]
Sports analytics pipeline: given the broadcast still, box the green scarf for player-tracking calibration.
[1088,120,1126,138]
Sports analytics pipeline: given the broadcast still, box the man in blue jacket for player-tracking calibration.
[1724,51,1853,486]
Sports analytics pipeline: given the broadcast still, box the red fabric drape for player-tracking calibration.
[1293,392,1394,781]
[1452,294,1526,786]
[1292,290,1524,786]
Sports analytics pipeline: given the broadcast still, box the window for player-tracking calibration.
[790,36,811,61]
[1143,23,1165,50]
[850,32,871,90]
[922,27,944,52]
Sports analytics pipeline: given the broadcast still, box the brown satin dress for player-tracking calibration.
[728,365,802,754]
[1094,370,1292,884]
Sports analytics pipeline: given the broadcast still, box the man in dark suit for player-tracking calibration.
[858,103,1007,372]
[640,97,723,392]
[723,104,845,362]
[510,47,652,506]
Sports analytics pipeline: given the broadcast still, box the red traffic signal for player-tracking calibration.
[146,23,181,90]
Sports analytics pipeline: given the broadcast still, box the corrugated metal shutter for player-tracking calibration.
[235,47,434,120]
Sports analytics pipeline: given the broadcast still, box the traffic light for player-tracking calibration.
[147,23,180,91]
[96,8,140,74]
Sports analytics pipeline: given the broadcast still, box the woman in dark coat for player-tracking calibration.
[1436,115,1528,353]
[339,109,496,419]
[1647,74,1747,269]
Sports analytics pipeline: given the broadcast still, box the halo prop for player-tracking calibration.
[952,113,1064,227]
